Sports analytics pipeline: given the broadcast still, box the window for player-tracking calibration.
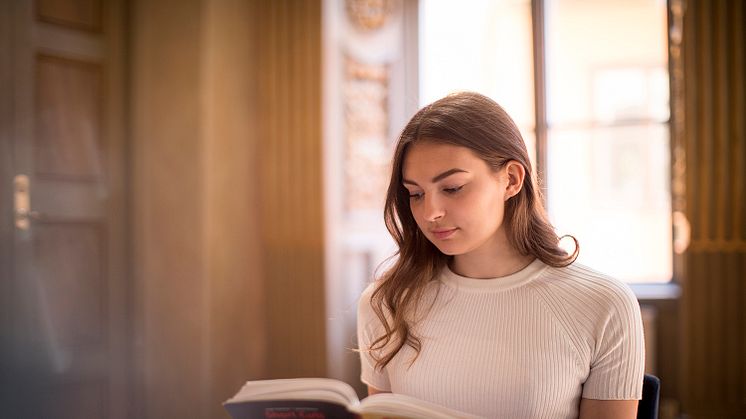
[419,0,536,166]
[420,0,671,283]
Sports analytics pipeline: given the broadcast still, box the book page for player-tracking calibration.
[356,393,481,419]
[225,378,360,407]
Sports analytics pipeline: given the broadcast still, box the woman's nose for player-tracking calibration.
[423,195,445,222]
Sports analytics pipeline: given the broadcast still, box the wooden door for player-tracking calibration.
[0,0,129,418]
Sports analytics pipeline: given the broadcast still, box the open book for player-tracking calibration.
[224,378,481,419]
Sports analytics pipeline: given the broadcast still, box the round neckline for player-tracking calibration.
[440,258,548,292]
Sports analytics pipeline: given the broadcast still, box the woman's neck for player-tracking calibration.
[450,234,535,279]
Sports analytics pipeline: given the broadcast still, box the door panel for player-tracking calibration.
[37,0,102,32]
[36,54,102,180]
[40,381,106,419]
[34,223,105,348]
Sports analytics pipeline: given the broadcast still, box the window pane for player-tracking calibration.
[419,0,535,129]
[545,0,669,126]
[545,0,671,283]
[547,125,672,282]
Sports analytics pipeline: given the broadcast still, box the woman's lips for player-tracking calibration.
[431,228,458,240]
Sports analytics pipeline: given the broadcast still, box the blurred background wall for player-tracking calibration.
[0,0,743,418]
[131,0,326,417]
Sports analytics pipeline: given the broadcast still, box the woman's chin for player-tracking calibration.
[433,242,465,256]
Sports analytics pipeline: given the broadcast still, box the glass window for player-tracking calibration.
[419,0,536,165]
[419,0,672,283]
[545,0,671,282]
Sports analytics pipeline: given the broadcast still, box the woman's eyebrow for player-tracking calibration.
[402,168,469,186]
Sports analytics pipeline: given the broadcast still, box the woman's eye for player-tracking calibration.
[443,185,464,194]
[409,192,423,200]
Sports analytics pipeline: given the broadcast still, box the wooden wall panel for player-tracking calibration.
[131,0,210,417]
[131,0,324,416]
[202,0,266,416]
[257,0,326,379]
[131,0,318,417]
[678,0,746,417]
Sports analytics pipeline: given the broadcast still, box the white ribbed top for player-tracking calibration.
[357,259,645,418]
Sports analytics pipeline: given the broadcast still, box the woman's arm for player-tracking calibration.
[579,398,638,419]
[367,385,391,396]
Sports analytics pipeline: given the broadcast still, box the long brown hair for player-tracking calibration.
[368,92,579,370]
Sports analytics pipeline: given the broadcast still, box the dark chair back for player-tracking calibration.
[637,374,660,419]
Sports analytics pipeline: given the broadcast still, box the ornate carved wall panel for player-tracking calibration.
[343,56,390,213]
[323,0,418,393]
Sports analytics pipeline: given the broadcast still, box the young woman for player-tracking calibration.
[357,92,645,418]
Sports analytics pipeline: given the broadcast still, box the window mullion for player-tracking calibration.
[531,0,549,210]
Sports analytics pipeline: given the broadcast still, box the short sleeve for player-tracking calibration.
[582,281,646,400]
[357,282,391,392]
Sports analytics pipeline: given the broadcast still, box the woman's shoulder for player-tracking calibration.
[360,280,379,300]
[531,262,643,353]
[357,276,441,322]
[533,262,639,313]
[358,280,380,312]
[357,280,384,328]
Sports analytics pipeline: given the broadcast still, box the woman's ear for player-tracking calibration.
[504,161,526,200]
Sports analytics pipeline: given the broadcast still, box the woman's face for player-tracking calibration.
[402,141,511,257]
